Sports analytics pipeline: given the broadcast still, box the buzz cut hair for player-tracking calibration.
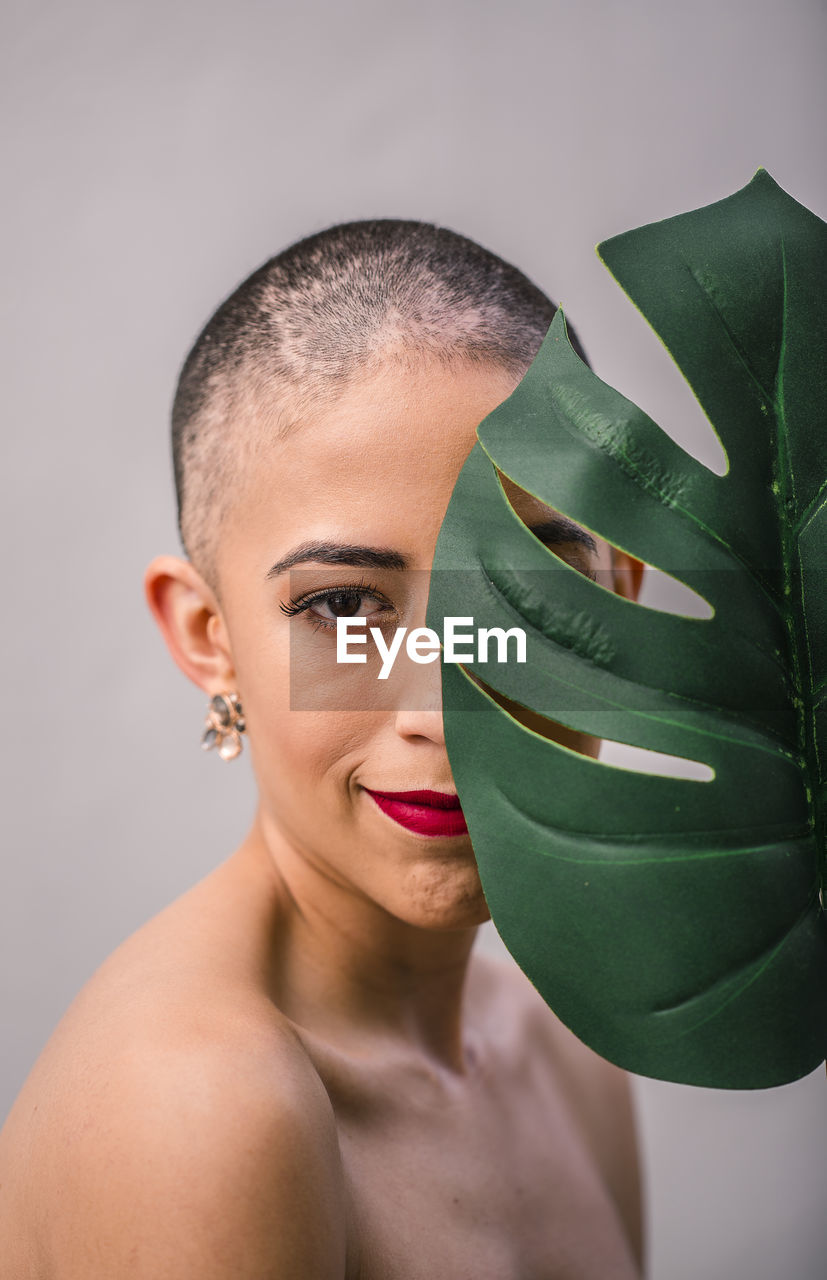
[171,218,588,593]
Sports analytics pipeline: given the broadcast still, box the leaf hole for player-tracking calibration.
[463,668,714,781]
[597,739,714,781]
[496,470,714,620]
[635,564,714,620]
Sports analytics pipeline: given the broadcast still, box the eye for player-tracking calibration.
[278,581,399,633]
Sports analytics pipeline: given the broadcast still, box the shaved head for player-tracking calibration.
[171,219,587,592]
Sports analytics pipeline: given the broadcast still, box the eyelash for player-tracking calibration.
[278,579,397,634]
[278,561,598,636]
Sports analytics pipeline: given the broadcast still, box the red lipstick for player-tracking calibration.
[363,788,469,838]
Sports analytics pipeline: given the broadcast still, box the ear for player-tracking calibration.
[610,548,646,603]
[143,555,236,694]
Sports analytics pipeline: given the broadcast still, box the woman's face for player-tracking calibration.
[205,356,625,932]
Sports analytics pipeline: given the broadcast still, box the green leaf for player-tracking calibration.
[426,169,827,1088]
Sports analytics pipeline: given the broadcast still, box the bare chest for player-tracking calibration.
[327,1060,640,1280]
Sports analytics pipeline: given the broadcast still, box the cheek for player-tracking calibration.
[222,606,375,803]
[248,702,368,803]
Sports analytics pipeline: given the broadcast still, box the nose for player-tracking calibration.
[392,644,446,747]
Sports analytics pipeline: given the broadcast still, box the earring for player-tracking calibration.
[201,691,246,760]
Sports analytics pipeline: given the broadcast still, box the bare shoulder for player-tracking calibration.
[10,1002,347,1279]
[468,945,645,1270]
[0,866,349,1279]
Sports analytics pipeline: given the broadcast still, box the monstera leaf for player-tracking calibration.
[426,169,827,1088]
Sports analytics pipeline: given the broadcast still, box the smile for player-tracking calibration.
[363,788,469,838]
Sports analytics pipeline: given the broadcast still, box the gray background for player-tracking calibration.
[3,1,826,1276]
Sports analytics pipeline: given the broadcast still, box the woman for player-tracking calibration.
[0,220,646,1277]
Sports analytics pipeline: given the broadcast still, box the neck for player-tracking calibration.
[235,809,481,1074]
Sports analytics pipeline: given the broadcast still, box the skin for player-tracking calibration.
[0,355,646,1278]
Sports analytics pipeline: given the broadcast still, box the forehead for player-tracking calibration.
[228,360,516,556]
[278,358,516,477]
[218,356,609,581]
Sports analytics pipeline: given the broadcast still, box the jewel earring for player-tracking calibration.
[201,691,246,760]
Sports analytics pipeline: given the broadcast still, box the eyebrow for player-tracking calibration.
[264,517,597,580]
[265,542,409,579]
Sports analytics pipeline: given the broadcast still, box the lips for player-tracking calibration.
[363,788,469,837]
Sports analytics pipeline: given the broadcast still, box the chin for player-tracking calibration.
[391,860,492,931]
